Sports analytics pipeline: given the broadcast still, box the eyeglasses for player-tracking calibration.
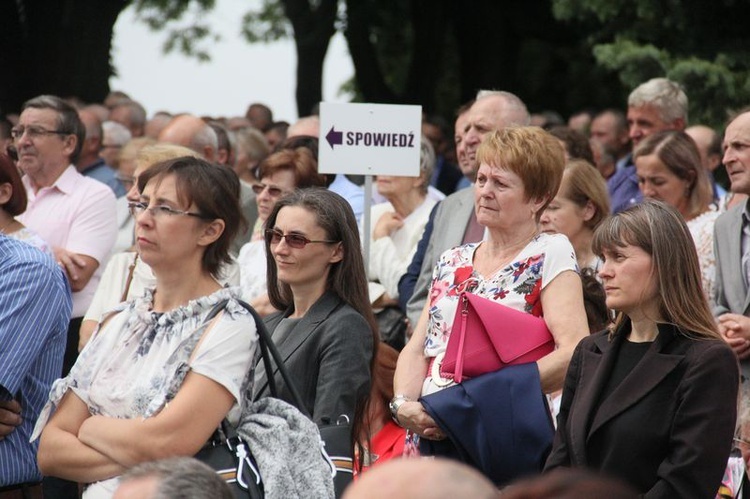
[264,228,338,249]
[11,125,70,141]
[102,144,122,149]
[251,183,289,197]
[734,436,750,446]
[128,201,210,220]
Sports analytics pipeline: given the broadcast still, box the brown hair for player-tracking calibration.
[633,130,713,220]
[0,153,27,216]
[257,147,326,189]
[137,156,242,277]
[592,200,720,340]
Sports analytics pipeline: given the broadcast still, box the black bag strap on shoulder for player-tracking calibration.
[205,298,310,418]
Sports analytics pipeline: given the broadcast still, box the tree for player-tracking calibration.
[552,0,750,127]
[1,0,130,114]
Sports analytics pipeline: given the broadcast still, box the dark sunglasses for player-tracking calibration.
[251,183,287,197]
[264,228,338,249]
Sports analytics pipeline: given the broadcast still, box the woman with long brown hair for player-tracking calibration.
[546,200,739,498]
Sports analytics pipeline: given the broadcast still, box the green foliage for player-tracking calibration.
[241,0,291,43]
[133,0,219,62]
[552,0,750,127]
[592,39,668,88]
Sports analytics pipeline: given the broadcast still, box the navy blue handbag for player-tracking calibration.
[419,362,554,486]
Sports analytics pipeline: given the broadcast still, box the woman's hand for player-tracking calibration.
[373,212,404,240]
[395,401,445,441]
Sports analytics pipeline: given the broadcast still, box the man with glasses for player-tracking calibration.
[12,95,117,370]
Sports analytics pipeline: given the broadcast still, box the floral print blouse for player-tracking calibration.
[423,233,577,361]
[33,286,258,440]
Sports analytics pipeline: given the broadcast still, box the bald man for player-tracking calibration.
[158,114,257,254]
[343,459,498,499]
[686,124,726,200]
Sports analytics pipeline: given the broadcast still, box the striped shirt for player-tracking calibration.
[0,234,72,486]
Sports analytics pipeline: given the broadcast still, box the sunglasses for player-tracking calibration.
[251,183,288,197]
[264,228,338,249]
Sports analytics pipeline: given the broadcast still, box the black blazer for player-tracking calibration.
[545,320,739,498]
[252,291,373,425]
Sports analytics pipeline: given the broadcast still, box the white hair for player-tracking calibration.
[102,121,132,146]
[628,77,688,124]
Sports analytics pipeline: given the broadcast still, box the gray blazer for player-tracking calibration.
[713,202,750,375]
[252,291,373,425]
[405,187,475,325]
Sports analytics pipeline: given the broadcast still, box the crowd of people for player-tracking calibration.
[1,75,749,499]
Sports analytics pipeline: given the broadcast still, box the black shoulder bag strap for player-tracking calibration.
[204,298,310,419]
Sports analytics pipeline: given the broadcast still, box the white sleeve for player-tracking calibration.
[541,234,579,289]
[190,311,258,407]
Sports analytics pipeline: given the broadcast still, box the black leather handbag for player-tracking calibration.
[195,420,263,499]
[196,299,352,498]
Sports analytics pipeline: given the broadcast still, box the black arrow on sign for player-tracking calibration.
[326,126,343,149]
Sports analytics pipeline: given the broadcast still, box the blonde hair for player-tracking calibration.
[560,160,611,230]
[136,143,202,171]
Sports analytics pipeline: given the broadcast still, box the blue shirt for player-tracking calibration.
[0,235,72,486]
[328,174,364,223]
[607,155,642,213]
[81,158,126,198]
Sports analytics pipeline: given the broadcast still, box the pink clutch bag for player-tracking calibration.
[440,292,555,383]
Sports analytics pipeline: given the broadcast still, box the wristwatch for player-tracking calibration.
[389,395,411,425]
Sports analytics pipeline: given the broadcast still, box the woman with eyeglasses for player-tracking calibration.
[237,147,326,315]
[252,188,378,436]
[34,156,258,498]
[78,144,239,351]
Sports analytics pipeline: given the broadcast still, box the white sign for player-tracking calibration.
[318,102,422,176]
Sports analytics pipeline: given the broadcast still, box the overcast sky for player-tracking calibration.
[109,0,354,122]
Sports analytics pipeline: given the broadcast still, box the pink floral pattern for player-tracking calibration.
[423,233,577,359]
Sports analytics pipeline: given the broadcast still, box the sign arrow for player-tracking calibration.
[326,126,343,149]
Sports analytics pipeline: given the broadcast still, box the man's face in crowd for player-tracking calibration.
[627,104,678,147]
[723,112,750,195]
[15,107,74,179]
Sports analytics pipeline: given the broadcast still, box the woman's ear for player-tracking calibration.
[0,182,12,205]
[198,219,225,247]
[328,242,344,264]
[530,195,549,216]
[582,200,597,222]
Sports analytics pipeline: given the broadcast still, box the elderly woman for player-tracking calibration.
[237,147,326,313]
[35,157,258,498]
[634,130,718,299]
[393,127,588,475]
[366,137,438,305]
[540,159,610,272]
[546,201,738,498]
